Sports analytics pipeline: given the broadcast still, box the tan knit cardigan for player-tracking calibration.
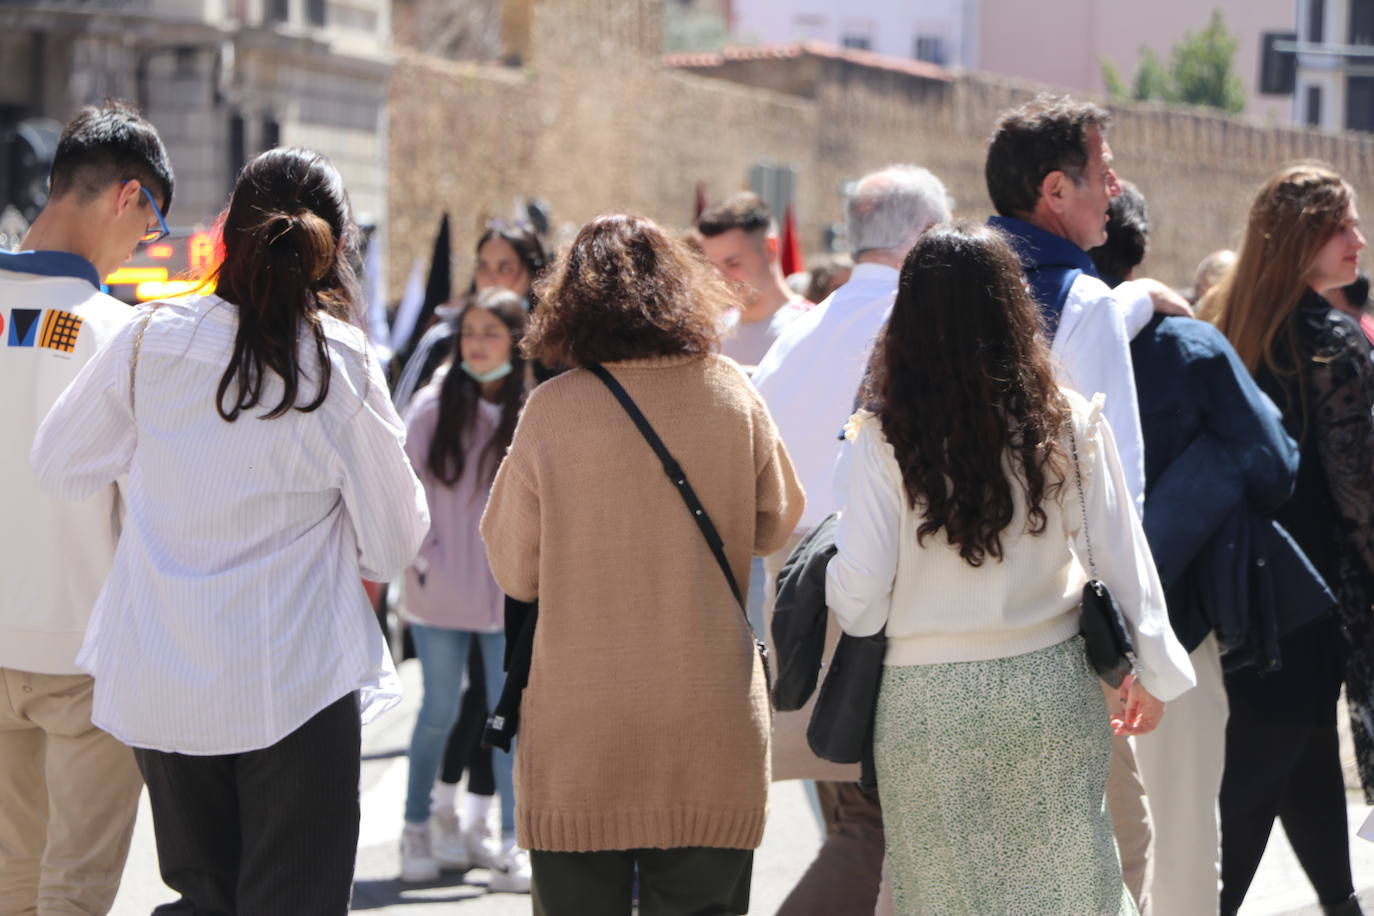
[480,353,804,852]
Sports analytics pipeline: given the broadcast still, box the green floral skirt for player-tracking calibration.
[874,636,1136,916]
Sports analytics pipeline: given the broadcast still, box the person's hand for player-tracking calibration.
[1136,278,1194,318]
[1108,674,1165,736]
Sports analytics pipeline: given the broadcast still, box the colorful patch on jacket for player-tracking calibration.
[7,309,41,347]
[4,308,82,351]
[38,309,82,352]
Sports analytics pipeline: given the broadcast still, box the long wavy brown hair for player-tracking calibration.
[524,214,734,367]
[1200,163,1353,377]
[863,220,1070,566]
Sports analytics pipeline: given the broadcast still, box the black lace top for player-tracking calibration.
[1229,291,1374,745]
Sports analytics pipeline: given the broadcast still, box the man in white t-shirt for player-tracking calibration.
[698,192,811,370]
[0,101,173,915]
[751,164,952,916]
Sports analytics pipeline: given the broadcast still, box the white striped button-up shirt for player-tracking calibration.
[31,294,429,754]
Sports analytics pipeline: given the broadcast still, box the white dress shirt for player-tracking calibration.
[31,294,430,754]
[825,390,1195,702]
[1051,274,1147,514]
[751,263,898,530]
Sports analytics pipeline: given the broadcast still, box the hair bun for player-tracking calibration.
[262,208,334,284]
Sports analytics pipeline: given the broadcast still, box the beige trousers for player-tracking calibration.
[1107,734,1154,915]
[0,668,141,915]
[1134,634,1228,916]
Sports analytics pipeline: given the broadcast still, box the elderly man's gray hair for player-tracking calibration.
[846,165,952,257]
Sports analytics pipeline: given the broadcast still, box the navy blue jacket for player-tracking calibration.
[1131,313,1326,654]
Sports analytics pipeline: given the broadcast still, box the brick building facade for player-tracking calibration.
[388,0,1373,297]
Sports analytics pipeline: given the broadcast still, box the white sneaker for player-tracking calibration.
[399,824,440,883]
[464,821,502,870]
[430,809,471,870]
[487,845,531,893]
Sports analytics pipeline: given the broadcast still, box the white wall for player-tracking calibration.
[730,0,972,67]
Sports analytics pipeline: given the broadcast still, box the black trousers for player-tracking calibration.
[531,847,753,916]
[439,638,495,795]
[1219,717,1354,914]
[134,693,361,916]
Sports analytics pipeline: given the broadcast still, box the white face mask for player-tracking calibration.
[460,360,513,384]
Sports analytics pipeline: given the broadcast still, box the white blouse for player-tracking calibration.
[825,389,1195,702]
[30,294,430,754]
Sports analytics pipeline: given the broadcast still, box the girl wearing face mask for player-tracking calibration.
[398,287,531,893]
[393,223,548,411]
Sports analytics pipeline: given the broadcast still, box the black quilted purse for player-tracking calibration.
[1068,424,1136,688]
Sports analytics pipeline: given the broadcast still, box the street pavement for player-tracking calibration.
[110,658,1374,915]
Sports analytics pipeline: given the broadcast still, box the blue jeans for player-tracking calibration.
[405,625,515,835]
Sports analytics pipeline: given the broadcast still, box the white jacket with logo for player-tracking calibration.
[0,260,132,674]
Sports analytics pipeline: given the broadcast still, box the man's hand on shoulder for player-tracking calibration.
[1133,278,1194,318]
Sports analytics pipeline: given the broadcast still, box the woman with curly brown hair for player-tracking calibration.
[1203,163,1371,916]
[825,221,1194,915]
[479,214,804,914]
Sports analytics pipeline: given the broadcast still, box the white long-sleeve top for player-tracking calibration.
[30,294,430,754]
[1052,274,1147,515]
[825,389,1195,702]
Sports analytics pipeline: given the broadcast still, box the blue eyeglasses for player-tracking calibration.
[124,182,170,244]
[138,186,171,244]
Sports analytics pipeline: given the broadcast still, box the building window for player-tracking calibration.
[228,113,246,191]
[305,0,326,26]
[1353,0,1374,45]
[1348,75,1374,131]
[914,34,946,64]
[269,0,290,24]
[1308,0,1324,43]
[174,46,197,78]
[1306,85,1323,126]
[261,115,280,152]
[793,15,825,41]
[841,34,871,50]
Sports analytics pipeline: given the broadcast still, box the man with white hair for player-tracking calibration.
[750,163,951,916]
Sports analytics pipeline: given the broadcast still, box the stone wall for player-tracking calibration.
[388,0,1374,296]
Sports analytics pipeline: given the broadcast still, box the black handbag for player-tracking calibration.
[587,365,772,692]
[1068,424,1137,688]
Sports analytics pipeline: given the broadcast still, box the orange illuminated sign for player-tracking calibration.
[147,243,175,260]
[188,231,217,275]
[135,280,206,302]
[105,267,169,285]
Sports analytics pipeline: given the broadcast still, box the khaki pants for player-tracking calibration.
[1107,727,1155,916]
[0,668,141,915]
[1135,635,1228,916]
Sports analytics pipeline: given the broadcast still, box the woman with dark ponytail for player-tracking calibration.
[396,287,530,891]
[32,148,429,915]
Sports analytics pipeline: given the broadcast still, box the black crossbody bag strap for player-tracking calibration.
[588,364,771,688]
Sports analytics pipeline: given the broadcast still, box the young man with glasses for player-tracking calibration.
[0,100,173,915]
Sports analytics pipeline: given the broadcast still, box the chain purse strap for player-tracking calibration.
[128,308,155,416]
[1067,422,1097,579]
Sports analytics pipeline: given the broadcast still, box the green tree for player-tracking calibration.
[1133,47,1174,103]
[1102,59,1127,100]
[1170,10,1246,112]
[1118,9,1247,114]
